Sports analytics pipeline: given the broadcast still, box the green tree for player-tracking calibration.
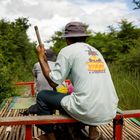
[116,20,140,71]
[51,31,67,54]
[133,0,140,9]
[0,18,37,103]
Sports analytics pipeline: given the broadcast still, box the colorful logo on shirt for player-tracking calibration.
[86,47,105,73]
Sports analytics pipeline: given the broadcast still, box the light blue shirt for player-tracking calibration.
[49,42,118,125]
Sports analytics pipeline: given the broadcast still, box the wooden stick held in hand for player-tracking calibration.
[34,26,42,45]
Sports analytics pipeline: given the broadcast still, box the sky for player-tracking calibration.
[0,0,140,47]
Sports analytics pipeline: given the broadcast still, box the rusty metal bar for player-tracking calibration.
[25,125,32,140]
[15,81,35,96]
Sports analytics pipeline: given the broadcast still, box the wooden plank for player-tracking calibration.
[33,124,38,138]
[116,110,140,119]
[97,126,110,139]
[11,126,16,140]
[20,125,25,140]
[0,115,78,126]
[126,119,140,133]
[0,109,140,126]
[0,126,6,140]
[0,99,13,117]
[7,126,14,140]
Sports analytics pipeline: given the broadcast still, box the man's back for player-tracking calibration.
[50,42,118,125]
[33,61,55,92]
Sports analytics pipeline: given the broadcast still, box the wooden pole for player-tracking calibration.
[34,26,42,45]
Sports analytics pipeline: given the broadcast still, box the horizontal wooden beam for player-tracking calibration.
[116,109,140,119]
[0,115,78,126]
[15,81,34,86]
[0,110,140,140]
[0,109,140,126]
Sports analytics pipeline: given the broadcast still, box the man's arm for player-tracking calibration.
[36,44,58,89]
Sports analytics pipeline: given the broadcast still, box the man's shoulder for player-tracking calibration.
[59,43,92,58]
[33,62,41,69]
[61,42,88,52]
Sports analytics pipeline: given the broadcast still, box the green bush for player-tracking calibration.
[109,63,140,110]
[0,18,37,103]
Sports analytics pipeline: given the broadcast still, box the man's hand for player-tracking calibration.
[36,44,46,60]
[36,43,58,89]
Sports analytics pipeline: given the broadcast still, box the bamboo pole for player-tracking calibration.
[34,26,42,45]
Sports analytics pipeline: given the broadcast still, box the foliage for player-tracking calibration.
[117,39,140,72]
[115,20,140,71]
[109,63,140,110]
[87,32,122,62]
[0,54,15,101]
[51,31,67,54]
[0,18,37,103]
[133,0,140,9]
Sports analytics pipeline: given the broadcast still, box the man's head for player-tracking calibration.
[45,48,57,62]
[62,21,89,44]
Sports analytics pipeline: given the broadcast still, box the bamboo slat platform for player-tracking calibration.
[0,98,140,140]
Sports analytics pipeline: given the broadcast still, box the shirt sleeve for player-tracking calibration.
[49,53,71,85]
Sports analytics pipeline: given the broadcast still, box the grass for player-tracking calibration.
[14,85,31,96]
[109,63,140,110]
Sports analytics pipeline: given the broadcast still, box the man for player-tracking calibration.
[32,48,56,93]
[35,22,119,140]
